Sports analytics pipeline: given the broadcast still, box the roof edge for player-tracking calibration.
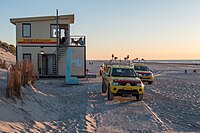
[10,14,75,25]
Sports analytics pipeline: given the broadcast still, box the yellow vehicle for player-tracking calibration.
[102,65,144,101]
[133,63,154,84]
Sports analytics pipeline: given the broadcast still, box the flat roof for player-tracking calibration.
[10,14,74,25]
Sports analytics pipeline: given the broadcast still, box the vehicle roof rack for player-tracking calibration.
[105,59,131,66]
[132,58,146,64]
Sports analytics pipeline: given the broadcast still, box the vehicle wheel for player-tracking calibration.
[148,81,153,84]
[107,85,114,100]
[102,80,106,93]
[136,94,143,101]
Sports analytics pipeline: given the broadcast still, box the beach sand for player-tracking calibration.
[0,62,199,132]
[0,48,16,65]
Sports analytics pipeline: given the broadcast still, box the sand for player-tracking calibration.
[0,62,200,132]
[0,48,16,65]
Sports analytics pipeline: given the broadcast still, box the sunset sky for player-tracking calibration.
[1,0,200,60]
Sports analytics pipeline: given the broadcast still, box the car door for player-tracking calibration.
[104,67,111,87]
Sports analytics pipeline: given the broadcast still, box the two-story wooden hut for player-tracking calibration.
[10,14,86,77]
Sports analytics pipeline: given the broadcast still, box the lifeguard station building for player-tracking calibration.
[10,14,86,77]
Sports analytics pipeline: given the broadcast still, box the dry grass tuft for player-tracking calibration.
[0,59,8,69]
[6,60,36,98]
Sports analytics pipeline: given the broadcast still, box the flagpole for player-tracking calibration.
[56,9,59,78]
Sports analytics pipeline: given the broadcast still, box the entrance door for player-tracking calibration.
[38,54,56,75]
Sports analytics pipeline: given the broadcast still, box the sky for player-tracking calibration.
[1,0,200,60]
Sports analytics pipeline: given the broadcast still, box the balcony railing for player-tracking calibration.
[70,35,86,46]
[59,35,86,47]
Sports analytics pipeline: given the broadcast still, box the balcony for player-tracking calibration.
[59,35,86,47]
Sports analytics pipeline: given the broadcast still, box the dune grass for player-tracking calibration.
[0,59,8,69]
[6,60,35,99]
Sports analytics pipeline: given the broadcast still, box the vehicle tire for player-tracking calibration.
[102,79,106,93]
[148,81,153,84]
[107,85,114,100]
[136,94,143,101]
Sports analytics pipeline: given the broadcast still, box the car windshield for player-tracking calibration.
[134,66,149,71]
[111,68,137,77]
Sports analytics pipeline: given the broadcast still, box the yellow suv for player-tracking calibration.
[133,63,154,84]
[102,65,144,101]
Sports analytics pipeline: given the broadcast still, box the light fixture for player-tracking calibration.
[40,50,44,54]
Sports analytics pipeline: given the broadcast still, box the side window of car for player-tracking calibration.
[105,67,111,76]
[147,66,150,71]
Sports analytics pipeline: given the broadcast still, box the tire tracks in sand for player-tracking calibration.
[84,81,170,132]
[142,101,170,131]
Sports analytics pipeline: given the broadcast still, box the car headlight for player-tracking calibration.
[112,82,119,86]
[138,74,143,77]
[136,82,143,87]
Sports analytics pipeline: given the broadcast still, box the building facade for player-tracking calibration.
[10,15,86,77]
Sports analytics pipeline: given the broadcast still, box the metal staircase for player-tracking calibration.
[58,47,68,60]
[50,36,85,77]
[57,45,68,76]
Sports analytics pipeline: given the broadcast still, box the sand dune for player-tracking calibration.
[0,48,16,65]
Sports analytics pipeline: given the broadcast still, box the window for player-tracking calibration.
[134,66,149,71]
[22,23,31,37]
[50,24,58,38]
[23,54,31,60]
[105,67,111,76]
[111,68,136,77]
